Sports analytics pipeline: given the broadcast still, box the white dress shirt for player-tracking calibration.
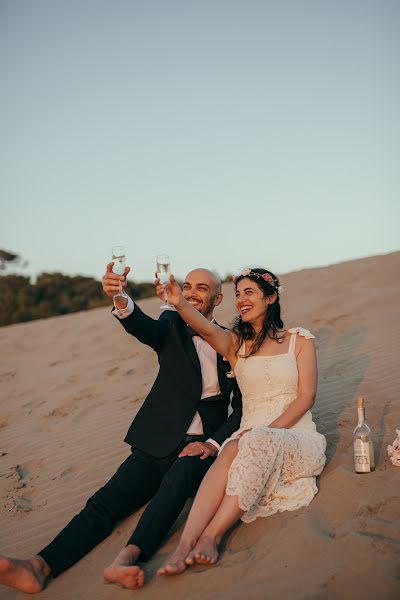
[113,297,221,451]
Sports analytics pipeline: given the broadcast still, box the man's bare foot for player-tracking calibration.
[0,555,50,593]
[157,541,194,576]
[185,535,218,566]
[103,546,144,590]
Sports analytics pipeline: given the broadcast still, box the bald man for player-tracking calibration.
[0,266,242,593]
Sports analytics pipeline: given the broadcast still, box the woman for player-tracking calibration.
[157,267,326,575]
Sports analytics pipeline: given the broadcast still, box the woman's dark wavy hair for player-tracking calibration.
[232,267,284,357]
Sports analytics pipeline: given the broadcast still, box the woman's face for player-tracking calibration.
[235,277,271,324]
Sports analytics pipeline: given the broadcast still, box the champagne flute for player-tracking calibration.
[112,245,128,299]
[156,254,174,310]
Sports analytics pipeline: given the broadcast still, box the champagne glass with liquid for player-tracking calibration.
[156,254,174,309]
[112,245,128,299]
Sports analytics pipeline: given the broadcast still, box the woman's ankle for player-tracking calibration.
[178,535,198,553]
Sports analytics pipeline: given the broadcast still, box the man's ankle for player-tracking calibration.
[124,545,141,561]
[32,555,51,578]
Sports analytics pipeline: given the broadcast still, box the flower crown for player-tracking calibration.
[233,268,283,294]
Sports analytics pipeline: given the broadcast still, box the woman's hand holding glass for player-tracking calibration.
[156,274,185,310]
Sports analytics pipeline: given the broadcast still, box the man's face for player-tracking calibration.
[182,269,222,319]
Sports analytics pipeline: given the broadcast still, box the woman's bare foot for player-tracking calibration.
[185,535,218,566]
[103,546,144,590]
[157,541,194,576]
[0,555,50,593]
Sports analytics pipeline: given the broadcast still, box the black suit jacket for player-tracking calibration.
[116,303,242,458]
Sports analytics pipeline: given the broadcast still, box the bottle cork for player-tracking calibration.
[357,396,364,408]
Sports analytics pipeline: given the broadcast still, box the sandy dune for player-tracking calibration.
[1,252,399,599]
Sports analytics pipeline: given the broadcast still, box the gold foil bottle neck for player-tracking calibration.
[357,396,365,408]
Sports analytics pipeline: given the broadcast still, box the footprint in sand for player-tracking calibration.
[218,546,254,568]
[52,465,82,480]
[1,462,40,513]
[354,497,400,550]
[45,407,70,419]
[107,366,119,376]
[44,391,95,420]
[3,496,33,512]
[0,370,16,382]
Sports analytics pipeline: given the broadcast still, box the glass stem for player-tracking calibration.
[119,280,127,298]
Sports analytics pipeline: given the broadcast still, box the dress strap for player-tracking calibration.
[287,327,315,354]
[238,340,247,357]
[288,331,297,354]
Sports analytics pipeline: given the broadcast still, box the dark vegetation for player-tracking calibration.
[0,250,154,327]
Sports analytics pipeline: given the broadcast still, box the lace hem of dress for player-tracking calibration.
[225,426,325,523]
[239,477,319,523]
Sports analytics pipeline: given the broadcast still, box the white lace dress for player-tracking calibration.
[225,327,326,523]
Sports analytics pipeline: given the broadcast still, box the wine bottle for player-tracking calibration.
[353,396,375,473]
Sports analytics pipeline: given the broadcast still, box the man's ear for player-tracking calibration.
[214,292,223,307]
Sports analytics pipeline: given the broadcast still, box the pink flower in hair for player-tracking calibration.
[242,268,251,276]
[262,273,273,282]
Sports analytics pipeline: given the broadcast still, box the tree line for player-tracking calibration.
[0,250,154,327]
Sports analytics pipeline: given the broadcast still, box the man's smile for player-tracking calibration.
[186,297,202,308]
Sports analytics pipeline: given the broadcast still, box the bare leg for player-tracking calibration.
[103,544,144,589]
[157,440,239,576]
[0,554,51,593]
[187,493,244,565]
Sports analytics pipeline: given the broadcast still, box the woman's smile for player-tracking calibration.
[238,304,253,317]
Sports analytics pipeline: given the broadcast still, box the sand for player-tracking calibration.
[0,251,399,599]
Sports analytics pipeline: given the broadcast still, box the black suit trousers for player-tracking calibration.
[38,442,214,577]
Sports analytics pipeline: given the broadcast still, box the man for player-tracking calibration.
[0,263,241,593]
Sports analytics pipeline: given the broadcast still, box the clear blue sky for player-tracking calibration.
[1,0,399,282]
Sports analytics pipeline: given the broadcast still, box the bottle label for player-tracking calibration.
[354,439,371,472]
[369,441,375,469]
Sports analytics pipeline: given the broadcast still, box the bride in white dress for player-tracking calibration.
[158,267,326,574]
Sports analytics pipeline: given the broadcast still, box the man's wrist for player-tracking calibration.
[205,439,220,454]
[114,296,128,310]
[112,296,134,319]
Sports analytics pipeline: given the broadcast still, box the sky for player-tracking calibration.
[0,0,399,283]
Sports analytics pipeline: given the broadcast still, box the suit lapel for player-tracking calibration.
[180,322,202,375]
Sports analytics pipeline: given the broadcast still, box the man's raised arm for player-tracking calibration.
[102,261,168,352]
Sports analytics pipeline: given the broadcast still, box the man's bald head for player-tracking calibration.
[182,268,223,320]
[185,268,222,294]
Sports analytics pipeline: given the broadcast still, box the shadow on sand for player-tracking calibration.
[313,326,369,464]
